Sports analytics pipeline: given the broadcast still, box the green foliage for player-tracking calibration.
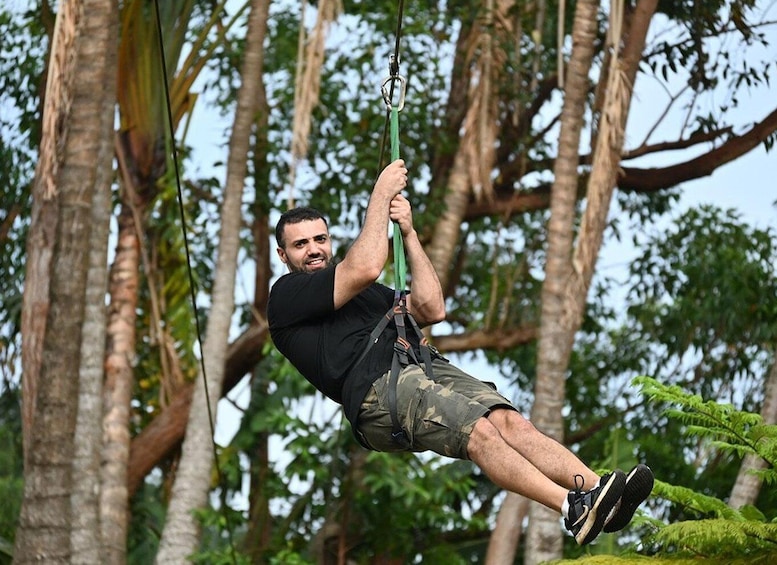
[550,205,777,526]
[267,546,313,565]
[0,384,22,565]
[651,519,777,560]
[635,376,777,559]
[617,205,777,509]
[355,452,490,560]
[191,505,251,565]
[629,207,777,369]
[127,481,166,565]
[0,6,45,378]
[636,375,776,471]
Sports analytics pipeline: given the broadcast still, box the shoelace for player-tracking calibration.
[573,473,585,494]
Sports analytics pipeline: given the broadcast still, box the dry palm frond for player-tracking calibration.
[462,0,515,203]
[37,1,82,199]
[572,0,631,281]
[287,0,342,208]
[597,0,630,172]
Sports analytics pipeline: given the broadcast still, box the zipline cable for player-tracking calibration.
[152,1,239,562]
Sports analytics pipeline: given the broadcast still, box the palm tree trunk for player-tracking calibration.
[71,1,118,562]
[525,0,600,562]
[19,0,81,474]
[428,151,471,290]
[485,493,529,564]
[100,202,141,563]
[572,0,655,293]
[15,0,115,559]
[244,56,274,560]
[527,1,656,562]
[154,0,270,560]
[729,351,777,507]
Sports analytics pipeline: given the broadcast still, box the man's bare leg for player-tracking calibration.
[466,416,569,511]
[486,408,600,490]
[467,411,628,546]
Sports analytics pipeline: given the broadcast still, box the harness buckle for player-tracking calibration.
[392,429,411,448]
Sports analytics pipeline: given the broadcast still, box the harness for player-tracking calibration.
[355,289,445,448]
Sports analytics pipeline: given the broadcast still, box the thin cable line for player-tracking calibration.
[376,0,406,175]
[151,1,239,562]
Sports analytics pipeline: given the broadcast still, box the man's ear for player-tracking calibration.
[276,247,288,264]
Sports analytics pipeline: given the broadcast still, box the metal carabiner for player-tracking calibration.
[381,74,406,112]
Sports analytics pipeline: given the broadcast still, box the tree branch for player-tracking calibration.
[127,322,268,496]
[463,106,777,220]
[433,326,537,353]
[618,106,777,191]
[620,126,733,160]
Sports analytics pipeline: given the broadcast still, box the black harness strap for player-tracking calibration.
[357,290,446,448]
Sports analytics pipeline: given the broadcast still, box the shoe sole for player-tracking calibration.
[603,464,654,533]
[576,470,626,545]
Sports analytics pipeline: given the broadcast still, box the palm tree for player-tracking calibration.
[103,1,248,555]
[154,0,270,560]
[15,0,117,561]
[525,0,601,560]
[527,0,658,562]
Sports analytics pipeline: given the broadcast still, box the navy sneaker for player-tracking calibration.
[603,464,654,533]
[564,470,626,545]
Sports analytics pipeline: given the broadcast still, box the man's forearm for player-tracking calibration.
[403,230,445,325]
[349,191,392,274]
[341,160,407,279]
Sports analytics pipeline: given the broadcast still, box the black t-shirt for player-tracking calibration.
[267,264,417,427]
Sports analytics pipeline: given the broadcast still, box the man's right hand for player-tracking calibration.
[374,159,407,199]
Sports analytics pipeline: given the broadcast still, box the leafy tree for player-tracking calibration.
[1,0,776,563]
[0,384,23,564]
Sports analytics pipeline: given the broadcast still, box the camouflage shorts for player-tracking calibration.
[355,359,515,459]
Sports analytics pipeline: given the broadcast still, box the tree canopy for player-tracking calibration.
[1,0,776,563]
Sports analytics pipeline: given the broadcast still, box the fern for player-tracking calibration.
[651,481,744,521]
[632,376,777,560]
[551,377,777,565]
[634,376,777,467]
[648,519,777,559]
[555,376,777,564]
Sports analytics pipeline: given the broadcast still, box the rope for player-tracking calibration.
[152,1,238,562]
[379,0,407,291]
[389,107,407,291]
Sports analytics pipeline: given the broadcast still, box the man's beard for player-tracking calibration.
[289,254,335,273]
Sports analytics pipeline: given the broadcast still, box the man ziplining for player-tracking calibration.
[267,159,653,545]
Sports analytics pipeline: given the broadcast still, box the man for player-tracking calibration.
[267,159,653,545]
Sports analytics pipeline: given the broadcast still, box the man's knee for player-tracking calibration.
[488,407,537,435]
[467,416,502,461]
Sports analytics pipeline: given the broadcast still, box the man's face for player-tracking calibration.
[277,218,334,273]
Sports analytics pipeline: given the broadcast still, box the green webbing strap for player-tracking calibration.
[390,106,407,291]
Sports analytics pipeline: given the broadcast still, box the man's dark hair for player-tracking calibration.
[275,207,328,248]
